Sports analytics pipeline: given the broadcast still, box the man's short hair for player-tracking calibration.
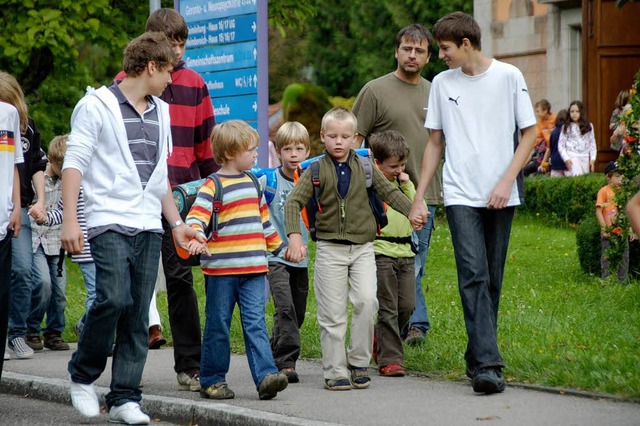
[395,24,434,57]
[369,130,410,163]
[535,99,551,112]
[210,120,259,165]
[47,134,68,167]
[275,121,310,151]
[433,12,482,50]
[321,106,357,134]
[146,8,189,42]
[122,31,176,78]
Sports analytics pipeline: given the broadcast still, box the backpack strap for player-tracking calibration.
[304,161,322,241]
[356,155,373,189]
[244,171,264,200]
[209,174,223,242]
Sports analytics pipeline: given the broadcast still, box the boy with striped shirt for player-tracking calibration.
[186,120,289,401]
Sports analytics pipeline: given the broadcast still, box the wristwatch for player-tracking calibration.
[170,219,184,229]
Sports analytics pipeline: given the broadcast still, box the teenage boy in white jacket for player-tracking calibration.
[61,32,204,425]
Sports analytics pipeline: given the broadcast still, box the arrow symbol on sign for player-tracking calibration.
[252,101,257,112]
[251,21,256,33]
[253,74,257,87]
[253,48,257,60]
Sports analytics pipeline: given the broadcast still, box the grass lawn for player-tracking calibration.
[62,212,640,398]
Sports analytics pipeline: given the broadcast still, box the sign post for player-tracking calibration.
[175,0,269,166]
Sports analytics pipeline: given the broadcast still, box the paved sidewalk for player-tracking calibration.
[2,345,639,425]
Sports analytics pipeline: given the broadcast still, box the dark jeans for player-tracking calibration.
[161,218,201,374]
[375,255,415,366]
[267,262,309,369]
[9,208,34,341]
[446,205,514,372]
[68,231,161,408]
[0,232,13,379]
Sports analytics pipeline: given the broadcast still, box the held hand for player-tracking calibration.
[408,202,427,231]
[487,179,512,209]
[61,221,84,254]
[286,233,305,263]
[173,224,211,255]
[186,238,208,255]
[28,205,46,224]
[8,208,21,238]
[565,160,572,171]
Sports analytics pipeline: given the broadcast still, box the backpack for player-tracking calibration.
[299,154,388,242]
[173,171,263,266]
[250,166,278,205]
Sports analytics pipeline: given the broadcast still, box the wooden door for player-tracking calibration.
[583,0,640,170]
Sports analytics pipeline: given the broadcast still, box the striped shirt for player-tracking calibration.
[186,173,285,276]
[109,83,159,189]
[31,173,62,256]
[47,187,93,263]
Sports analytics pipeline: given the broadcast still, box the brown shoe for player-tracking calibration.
[148,325,166,349]
[43,334,69,351]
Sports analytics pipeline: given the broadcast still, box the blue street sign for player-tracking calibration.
[180,0,256,23]
[187,13,258,48]
[202,68,258,98]
[184,41,257,73]
[213,94,258,122]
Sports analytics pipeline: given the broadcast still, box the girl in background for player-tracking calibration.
[558,100,597,176]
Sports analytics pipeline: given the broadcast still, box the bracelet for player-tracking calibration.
[170,219,184,229]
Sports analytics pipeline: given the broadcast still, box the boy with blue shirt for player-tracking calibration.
[285,107,423,391]
[410,12,536,394]
[260,121,311,384]
[62,32,201,424]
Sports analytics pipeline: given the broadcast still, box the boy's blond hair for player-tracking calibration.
[211,120,259,165]
[274,121,310,151]
[146,8,189,42]
[0,71,28,134]
[47,134,68,168]
[321,106,357,134]
[123,31,177,78]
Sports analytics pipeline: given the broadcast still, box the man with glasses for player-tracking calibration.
[352,24,442,349]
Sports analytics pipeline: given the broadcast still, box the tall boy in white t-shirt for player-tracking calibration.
[409,12,536,395]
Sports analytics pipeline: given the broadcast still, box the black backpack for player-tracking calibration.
[304,156,388,242]
[173,172,263,266]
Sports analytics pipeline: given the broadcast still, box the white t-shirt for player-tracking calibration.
[425,59,536,207]
[0,102,24,240]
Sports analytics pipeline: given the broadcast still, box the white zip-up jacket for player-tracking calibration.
[63,86,172,231]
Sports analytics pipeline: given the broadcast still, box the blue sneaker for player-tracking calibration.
[324,377,352,391]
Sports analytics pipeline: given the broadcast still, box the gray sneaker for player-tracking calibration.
[177,369,201,392]
[9,337,35,359]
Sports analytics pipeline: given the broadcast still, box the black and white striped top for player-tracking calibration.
[47,187,93,263]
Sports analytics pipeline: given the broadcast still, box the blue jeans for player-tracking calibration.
[9,208,34,341]
[446,205,514,372]
[407,204,436,333]
[27,245,67,336]
[68,231,161,408]
[0,232,13,378]
[76,262,97,333]
[201,273,278,390]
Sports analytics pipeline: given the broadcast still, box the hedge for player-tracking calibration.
[522,173,638,278]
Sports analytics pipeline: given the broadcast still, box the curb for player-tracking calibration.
[0,372,340,426]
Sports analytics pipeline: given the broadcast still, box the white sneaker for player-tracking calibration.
[8,337,34,359]
[108,402,150,425]
[69,376,100,417]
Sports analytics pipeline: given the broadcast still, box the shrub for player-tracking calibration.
[522,174,605,225]
[575,214,601,276]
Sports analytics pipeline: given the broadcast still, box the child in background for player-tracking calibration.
[284,107,420,391]
[0,84,24,369]
[558,100,597,176]
[0,71,47,360]
[369,130,416,377]
[25,135,69,351]
[596,161,630,281]
[260,121,310,384]
[540,109,570,177]
[525,99,555,175]
[185,120,289,401]
[30,135,96,338]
